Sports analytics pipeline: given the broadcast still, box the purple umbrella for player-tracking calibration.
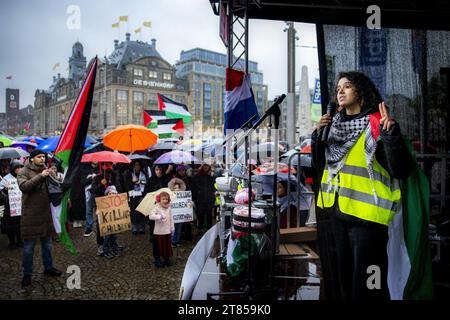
[11,140,38,151]
[154,150,200,164]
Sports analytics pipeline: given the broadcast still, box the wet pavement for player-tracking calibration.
[0,225,198,300]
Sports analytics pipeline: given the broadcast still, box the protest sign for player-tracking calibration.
[95,192,131,236]
[171,191,193,223]
[1,175,22,217]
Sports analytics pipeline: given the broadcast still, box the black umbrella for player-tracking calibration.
[0,147,29,160]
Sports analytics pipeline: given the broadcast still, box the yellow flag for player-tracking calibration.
[112,22,119,28]
[52,63,60,70]
[143,21,152,28]
[119,15,128,22]
[134,27,141,33]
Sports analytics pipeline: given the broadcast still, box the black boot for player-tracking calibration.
[44,268,62,277]
[21,275,31,288]
[164,258,173,267]
[154,257,165,268]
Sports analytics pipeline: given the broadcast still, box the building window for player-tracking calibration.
[175,96,186,105]
[203,82,211,125]
[133,91,144,124]
[134,91,144,103]
[163,73,171,81]
[148,93,158,109]
[134,68,143,77]
[149,71,157,78]
[117,90,128,125]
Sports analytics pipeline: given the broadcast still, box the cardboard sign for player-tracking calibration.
[95,192,131,236]
[1,175,22,217]
[171,191,193,223]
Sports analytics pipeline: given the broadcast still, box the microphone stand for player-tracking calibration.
[240,95,283,299]
[207,95,284,301]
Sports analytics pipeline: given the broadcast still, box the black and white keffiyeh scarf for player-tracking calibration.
[324,112,378,202]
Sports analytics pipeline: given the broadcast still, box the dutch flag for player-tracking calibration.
[224,68,260,134]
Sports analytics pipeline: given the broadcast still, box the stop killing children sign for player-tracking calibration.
[95,191,194,237]
[95,193,131,237]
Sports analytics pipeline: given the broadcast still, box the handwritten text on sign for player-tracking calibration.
[95,193,131,236]
[3,176,22,217]
[171,191,193,223]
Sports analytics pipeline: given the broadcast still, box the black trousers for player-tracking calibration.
[330,212,390,300]
[7,230,22,245]
[196,206,213,229]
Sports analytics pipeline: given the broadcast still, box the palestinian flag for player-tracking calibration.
[143,110,166,128]
[387,140,434,299]
[158,93,191,124]
[150,118,184,139]
[53,57,98,255]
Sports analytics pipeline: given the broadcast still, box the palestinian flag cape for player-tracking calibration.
[387,139,434,299]
[367,112,433,299]
[143,110,166,128]
[53,57,98,255]
[150,118,184,139]
[157,93,191,124]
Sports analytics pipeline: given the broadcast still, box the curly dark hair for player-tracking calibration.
[334,71,382,113]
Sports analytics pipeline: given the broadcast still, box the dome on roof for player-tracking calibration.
[108,39,162,69]
[72,41,85,59]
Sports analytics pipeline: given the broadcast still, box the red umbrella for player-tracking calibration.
[81,151,131,164]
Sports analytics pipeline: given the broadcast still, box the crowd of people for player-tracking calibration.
[0,136,315,286]
[0,146,227,286]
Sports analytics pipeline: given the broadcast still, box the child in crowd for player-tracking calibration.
[99,185,122,259]
[149,190,174,268]
[168,178,185,247]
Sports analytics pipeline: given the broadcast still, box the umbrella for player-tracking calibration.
[176,139,203,150]
[251,172,298,194]
[135,188,177,216]
[83,142,106,154]
[127,154,152,161]
[104,124,158,153]
[85,135,98,145]
[21,136,45,144]
[154,150,200,164]
[0,147,29,160]
[252,162,295,175]
[10,141,38,151]
[0,135,13,147]
[38,136,91,153]
[148,142,176,151]
[81,151,131,164]
[280,153,312,167]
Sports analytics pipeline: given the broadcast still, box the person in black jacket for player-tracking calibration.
[145,165,170,193]
[191,163,216,231]
[311,71,414,300]
[175,164,193,241]
[125,160,148,235]
[0,160,24,249]
[80,162,98,237]
[90,162,117,256]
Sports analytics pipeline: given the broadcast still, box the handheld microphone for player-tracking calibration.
[321,102,337,143]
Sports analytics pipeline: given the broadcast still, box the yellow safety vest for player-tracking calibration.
[317,129,401,226]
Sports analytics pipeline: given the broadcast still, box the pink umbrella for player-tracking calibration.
[81,151,131,164]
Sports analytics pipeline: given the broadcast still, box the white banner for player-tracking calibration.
[171,191,193,223]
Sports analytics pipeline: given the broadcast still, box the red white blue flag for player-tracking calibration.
[224,68,259,134]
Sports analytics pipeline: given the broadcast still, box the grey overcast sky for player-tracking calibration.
[0,0,319,112]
